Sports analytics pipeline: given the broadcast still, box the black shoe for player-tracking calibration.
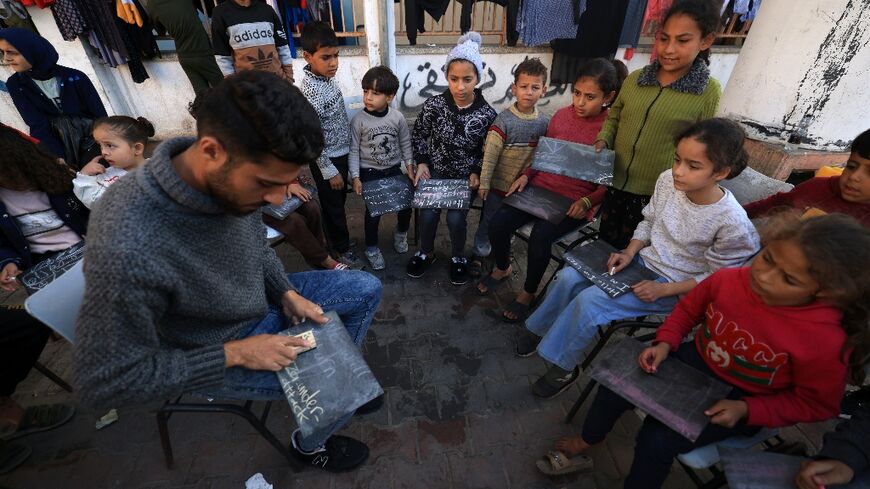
[449,256,469,285]
[406,251,436,278]
[515,329,541,357]
[532,365,580,399]
[841,387,870,419]
[355,394,384,415]
[291,431,369,472]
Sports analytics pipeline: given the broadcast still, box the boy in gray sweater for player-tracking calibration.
[73,71,380,472]
[349,66,414,270]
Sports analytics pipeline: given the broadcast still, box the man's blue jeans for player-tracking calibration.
[525,264,677,370]
[198,270,381,452]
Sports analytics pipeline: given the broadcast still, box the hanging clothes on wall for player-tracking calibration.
[276,0,307,58]
[550,0,630,85]
[49,0,88,41]
[403,0,450,45]
[517,0,582,47]
[732,0,762,21]
[115,0,159,82]
[618,0,648,48]
[459,0,519,46]
[0,0,28,21]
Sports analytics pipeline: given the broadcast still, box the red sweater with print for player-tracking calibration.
[524,107,607,220]
[655,267,847,428]
[743,176,870,227]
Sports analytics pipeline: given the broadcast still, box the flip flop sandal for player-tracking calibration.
[0,441,32,475]
[535,450,593,476]
[502,300,531,323]
[476,273,509,296]
[1,404,75,441]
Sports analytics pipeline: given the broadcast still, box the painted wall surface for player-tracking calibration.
[719,0,870,149]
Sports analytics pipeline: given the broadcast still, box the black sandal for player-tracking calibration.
[502,300,531,323]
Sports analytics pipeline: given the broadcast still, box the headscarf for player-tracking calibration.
[0,27,59,80]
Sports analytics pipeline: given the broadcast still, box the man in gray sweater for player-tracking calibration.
[73,71,381,472]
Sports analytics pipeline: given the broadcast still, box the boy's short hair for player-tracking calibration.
[194,71,323,165]
[301,21,338,54]
[361,66,400,96]
[851,128,870,159]
[514,58,548,85]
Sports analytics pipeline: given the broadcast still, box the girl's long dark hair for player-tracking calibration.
[0,124,75,194]
[662,0,722,65]
[762,213,870,383]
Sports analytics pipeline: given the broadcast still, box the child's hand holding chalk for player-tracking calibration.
[637,343,670,374]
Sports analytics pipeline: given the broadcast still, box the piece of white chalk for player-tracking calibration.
[609,267,616,276]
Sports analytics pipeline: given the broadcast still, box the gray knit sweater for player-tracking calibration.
[73,138,294,409]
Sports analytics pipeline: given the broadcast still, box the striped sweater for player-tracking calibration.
[479,104,549,193]
[597,58,720,196]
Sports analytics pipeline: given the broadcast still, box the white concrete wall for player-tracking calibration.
[718,0,870,150]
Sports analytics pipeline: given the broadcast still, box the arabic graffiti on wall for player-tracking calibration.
[397,53,572,115]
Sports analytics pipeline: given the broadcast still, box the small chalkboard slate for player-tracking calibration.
[362,174,414,217]
[531,137,615,185]
[563,240,659,298]
[412,179,472,209]
[720,447,870,489]
[588,337,732,442]
[277,311,383,438]
[19,241,85,294]
[261,183,318,219]
[503,185,574,224]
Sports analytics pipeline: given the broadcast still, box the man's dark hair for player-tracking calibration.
[193,71,323,165]
[851,128,870,159]
[361,66,400,96]
[301,21,338,54]
[514,58,548,84]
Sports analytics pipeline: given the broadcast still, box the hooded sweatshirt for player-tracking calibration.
[656,267,847,428]
[0,28,107,158]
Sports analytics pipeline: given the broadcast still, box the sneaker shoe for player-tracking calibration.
[515,329,541,357]
[449,256,469,286]
[393,230,409,254]
[532,365,580,399]
[365,248,385,270]
[338,250,365,269]
[406,251,435,278]
[291,430,369,472]
[841,387,870,419]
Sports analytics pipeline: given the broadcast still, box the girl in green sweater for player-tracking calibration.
[593,0,722,248]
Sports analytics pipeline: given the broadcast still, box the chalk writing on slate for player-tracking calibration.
[531,137,615,185]
[362,174,414,217]
[412,179,472,209]
[261,183,318,219]
[19,241,85,294]
[720,447,870,489]
[564,240,659,298]
[503,185,575,224]
[276,311,383,438]
[588,337,732,442]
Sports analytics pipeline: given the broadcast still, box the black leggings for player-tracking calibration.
[309,155,351,253]
[488,205,584,294]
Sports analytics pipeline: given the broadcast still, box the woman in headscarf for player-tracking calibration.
[0,27,107,169]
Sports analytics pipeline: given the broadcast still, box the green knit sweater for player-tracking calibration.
[597,59,721,196]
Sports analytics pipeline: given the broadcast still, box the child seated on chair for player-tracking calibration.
[796,402,870,489]
[744,127,870,226]
[517,118,760,399]
[538,214,870,488]
[476,58,627,323]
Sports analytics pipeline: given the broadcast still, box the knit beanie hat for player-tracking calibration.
[0,27,59,80]
[446,32,484,80]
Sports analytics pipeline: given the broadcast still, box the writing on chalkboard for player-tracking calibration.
[588,338,732,442]
[503,185,574,224]
[412,179,472,209]
[261,183,318,219]
[362,174,414,217]
[19,241,85,294]
[531,137,615,185]
[563,240,658,298]
[720,447,870,489]
[276,311,383,437]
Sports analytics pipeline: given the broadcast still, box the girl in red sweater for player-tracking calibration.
[541,214,870,487]
[477,58,627,322]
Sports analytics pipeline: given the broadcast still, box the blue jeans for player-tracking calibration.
[472,192,504,257]
[198,270,382,452]
[418,208,469,257]
[525,264,677,371]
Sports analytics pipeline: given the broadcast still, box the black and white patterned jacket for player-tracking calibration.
[300,65,350,179]
[411,89,497,179]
